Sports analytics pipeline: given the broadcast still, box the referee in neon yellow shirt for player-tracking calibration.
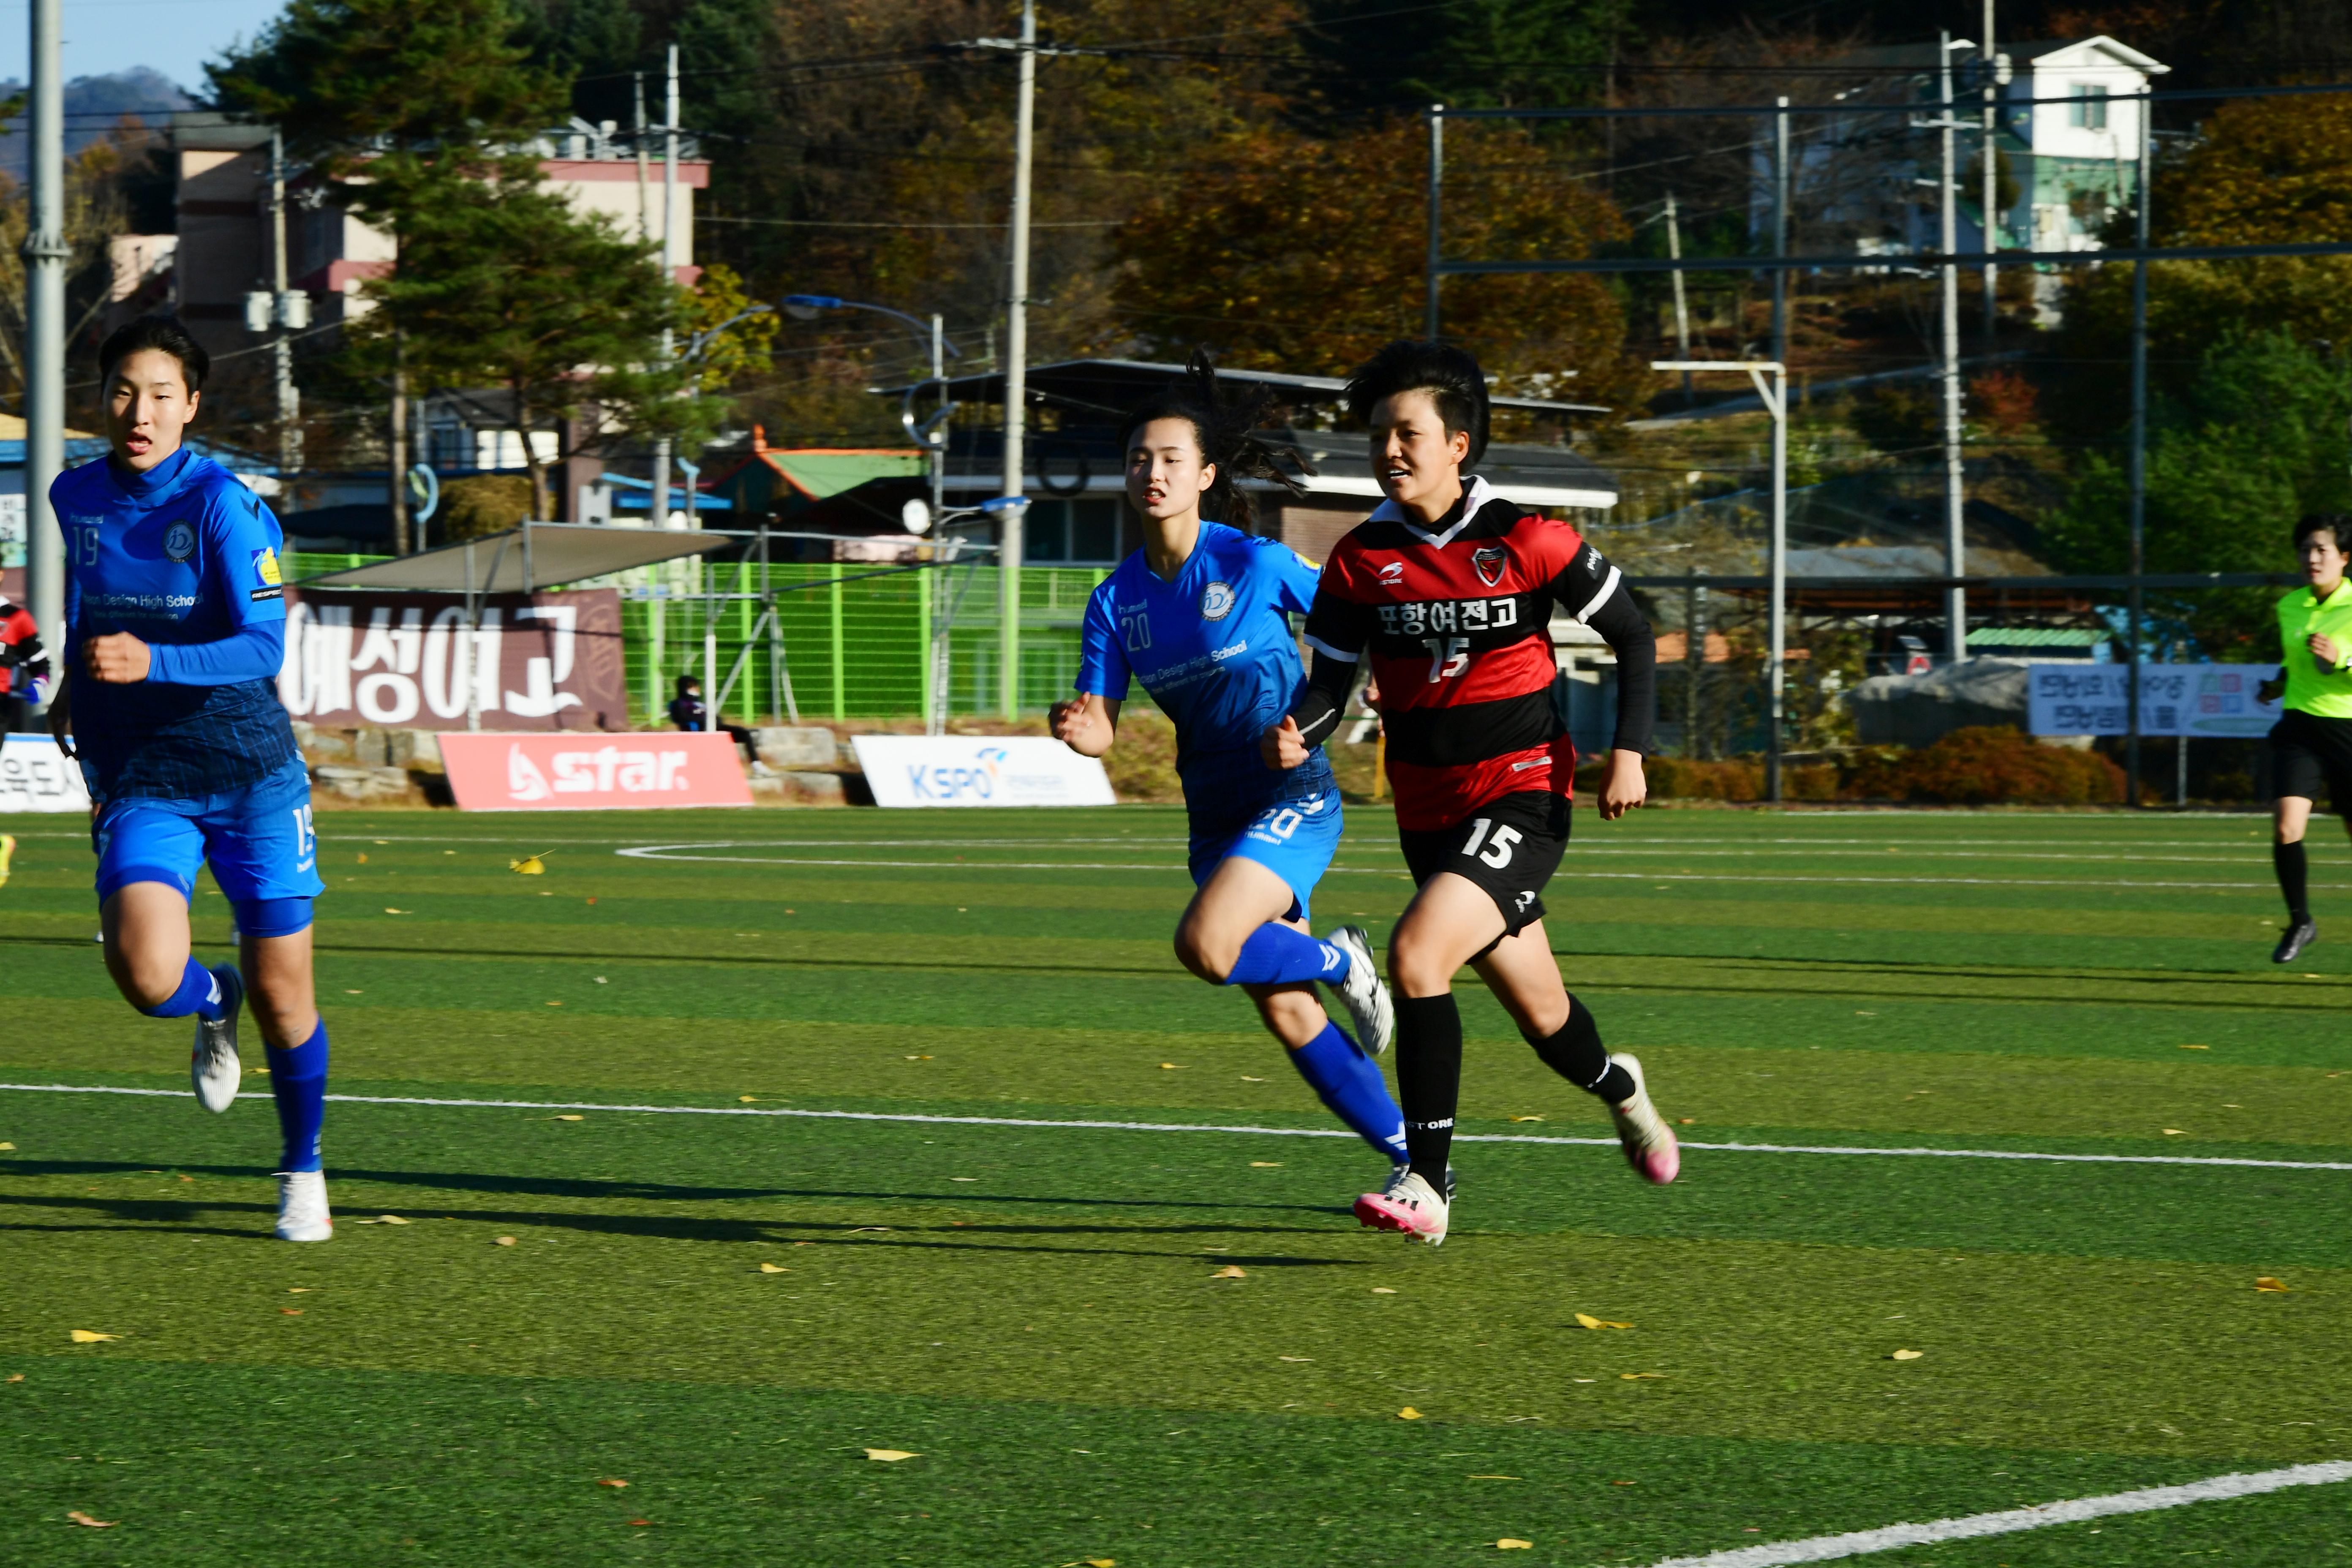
[2262,515,2352,963]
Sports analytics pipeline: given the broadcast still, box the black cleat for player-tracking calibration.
[2274,919,2319,964]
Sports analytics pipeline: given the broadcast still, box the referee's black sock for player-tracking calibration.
[1394,994,1462,1187]
[2276,840,2312,924]
[1527,994,1635,1104]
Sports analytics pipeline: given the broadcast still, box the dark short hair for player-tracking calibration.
[1120,349,1303,531]
[2295,514,2351,553]
[98,313,210,395]
[1344,339,1491,468]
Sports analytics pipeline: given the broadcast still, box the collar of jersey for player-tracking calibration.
[103,446,199,507]
[1368,474,1496,547]
[1135,520,1227,589]
[2311,579,2352,611]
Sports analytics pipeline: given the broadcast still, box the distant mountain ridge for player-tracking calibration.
[0,68,194,179]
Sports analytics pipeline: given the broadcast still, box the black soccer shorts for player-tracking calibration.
[1396,788,1571,939]
[2270,708,2352,814]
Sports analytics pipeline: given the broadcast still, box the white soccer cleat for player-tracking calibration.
[1354,1165,1449,1246]
[1606,1053,1680,1185]
[1322,925,1395,1055]
[274,1170,333,1242]
[190,964,244,1115]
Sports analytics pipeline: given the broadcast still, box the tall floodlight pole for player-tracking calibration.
[2126,85,2153,807]
[649,46,678,535]
[1770,98,1789,369]
[1938,34,1968,664]
[1425,105,1444,338]
[1982,4,2001,340]
[22,0,65,689]
[997,0,1036,720]
[1658,362,1784,801]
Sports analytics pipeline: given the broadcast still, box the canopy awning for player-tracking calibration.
[295,522,722,594]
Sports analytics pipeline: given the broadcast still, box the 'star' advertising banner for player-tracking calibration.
[0,734,92,812]
[278,588,628,732]
[438,732,754,811]
[2028,664,2283,738]
[853,735,1118,808]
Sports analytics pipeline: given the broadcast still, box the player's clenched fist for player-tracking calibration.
[1260,714,1308,771]
[84,631,152,683]
[1051,691,1116,757]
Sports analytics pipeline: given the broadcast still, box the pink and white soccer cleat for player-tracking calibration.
[1606,1053,1680,1184]
[1354,1165,1449,1246]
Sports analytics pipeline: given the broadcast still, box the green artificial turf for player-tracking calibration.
[3,805,2351,1565]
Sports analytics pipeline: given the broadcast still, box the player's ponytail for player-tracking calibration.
[1121,349,1309,532]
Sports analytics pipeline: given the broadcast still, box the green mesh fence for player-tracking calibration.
[288,551,1124,726]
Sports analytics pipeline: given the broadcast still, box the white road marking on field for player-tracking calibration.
[1645,1461,2352,1567]
[6,1083,2350,1171]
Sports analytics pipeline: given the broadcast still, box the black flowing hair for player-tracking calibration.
[1120,349,1308,531]
[1344,339,1491,469]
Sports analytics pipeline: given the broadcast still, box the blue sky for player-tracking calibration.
[0,0,286,93]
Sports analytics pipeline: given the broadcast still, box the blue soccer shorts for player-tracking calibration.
[92,757,324,937]
[1186,785,1345,926]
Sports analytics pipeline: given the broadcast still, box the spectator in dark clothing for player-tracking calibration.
[667,674,770,773]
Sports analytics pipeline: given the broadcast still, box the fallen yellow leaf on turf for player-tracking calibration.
[1398,1407,1424,1420]
[383,908,406,915]
[1240,1075,1266,1082]
[66,1510,116,1528]
[2180,1043,2210,1050]
[68,1331,116,1343]
[1892,1349,1924,1361]
[1212,1265,1247,1279]
[280,1308,303,1316]
[554,1114,584,1122]
[376,1215,411,1225]
[1278,1356,1314,1363]
[1250,1161,1282,1168]
[494,1236,517,1247]
[356,853,368,864]
[759,1263,789,1274]
[1508,1115,1545,1123]
[1576,1314,1634,1330]
[1619,1373,1666,1380]
[0,1142,13,1150]
[510,855,547,875]
[5,1373,21,1382]
[2256,1277,2291,1293]
[597,1478,629,1488]
[1159,1062,1184,1070]
[863,1449,919,1462]
[1372,1287,1397,1294]
[2163,1129,2187,1136]
[1497,1539,1533,1549]
[739,1095,759,1102]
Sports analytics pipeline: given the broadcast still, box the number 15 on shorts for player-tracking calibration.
[1461,816,1520,867]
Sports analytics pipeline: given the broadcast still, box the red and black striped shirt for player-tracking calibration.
[1299,477,1651,831]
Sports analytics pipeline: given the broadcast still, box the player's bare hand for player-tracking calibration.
[84,632,150,684]
[1261,715,1308,771]
[46,671,73,757]
[1051,692,1116,757]
[2310,632,2342,670]
[1598,748,1647,821]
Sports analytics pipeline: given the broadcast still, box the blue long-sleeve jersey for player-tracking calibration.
[58,446,300,798]
[1075,521,1336,823]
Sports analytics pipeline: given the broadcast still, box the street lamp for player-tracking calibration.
[774,294,959,533]
[1653,360,1788,803]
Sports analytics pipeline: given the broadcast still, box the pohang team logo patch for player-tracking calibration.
[1472,544,1510,588]
[1200,580,1236,621]
[163,521,197,562]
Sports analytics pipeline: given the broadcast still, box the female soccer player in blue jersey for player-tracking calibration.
[1051,354,1409,1177]
[48,314,332,1242]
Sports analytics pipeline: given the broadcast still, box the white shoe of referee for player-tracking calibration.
[275,1171,333,1243]
[1321,925,1394,1055]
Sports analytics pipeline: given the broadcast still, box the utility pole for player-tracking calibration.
[634,72,650,243]
[648,46,678,534]
[998,0,1036,720]
[1938,33,1968,665]
[1665,192,1693,407]
[1771,98,1789,369]
[22,0,64,684]
[1981,3,2001,340]
[1424,104,1444,339]
[389,330,408,554]
[270,128,300,483]
[2126,87,2153,806]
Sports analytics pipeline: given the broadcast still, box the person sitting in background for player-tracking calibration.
[667,673,772,774]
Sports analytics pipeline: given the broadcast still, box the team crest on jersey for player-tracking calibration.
[1200,580,1236,621]
[253,547,282,586]
[163,521,196,562]
[1472,544,1510,587]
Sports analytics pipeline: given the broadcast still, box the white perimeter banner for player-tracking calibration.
[853,735,1117,808]
[2028,663,2282,738]
[0,734,92,813]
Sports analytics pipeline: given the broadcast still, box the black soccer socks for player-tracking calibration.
[1528,995,1635,1103]
[1394,993,1462,1184]
[2276,839,2311,923]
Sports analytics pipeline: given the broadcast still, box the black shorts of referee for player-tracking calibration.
[2269,708,2352,814]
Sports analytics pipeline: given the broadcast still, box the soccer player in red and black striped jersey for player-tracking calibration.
[1263,340,1678,1245]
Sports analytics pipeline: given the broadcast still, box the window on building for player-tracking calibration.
[2068,84,2109,130]
[475,430,561,471]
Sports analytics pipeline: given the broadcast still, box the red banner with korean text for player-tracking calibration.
[277,588,627,731]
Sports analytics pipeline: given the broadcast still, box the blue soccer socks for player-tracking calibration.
[1287,1021,1409,1161]
[266,1019,329,1173]
[143,956,229,1020]
[1225,923,1347,987]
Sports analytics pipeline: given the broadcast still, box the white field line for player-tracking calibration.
[616,839,2274,867]
[1647,1461,2352,1567]
[5,1083,2351,1171]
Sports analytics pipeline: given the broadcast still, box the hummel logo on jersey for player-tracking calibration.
[1472,544,1509,587]
[1376,561,1406,585]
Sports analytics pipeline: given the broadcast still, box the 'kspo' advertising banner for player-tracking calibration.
[2028,664,2283,738]
[0,734,92,812]
[438,731,754,811]
[852,735,1118,808]
[277,588,628,732]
